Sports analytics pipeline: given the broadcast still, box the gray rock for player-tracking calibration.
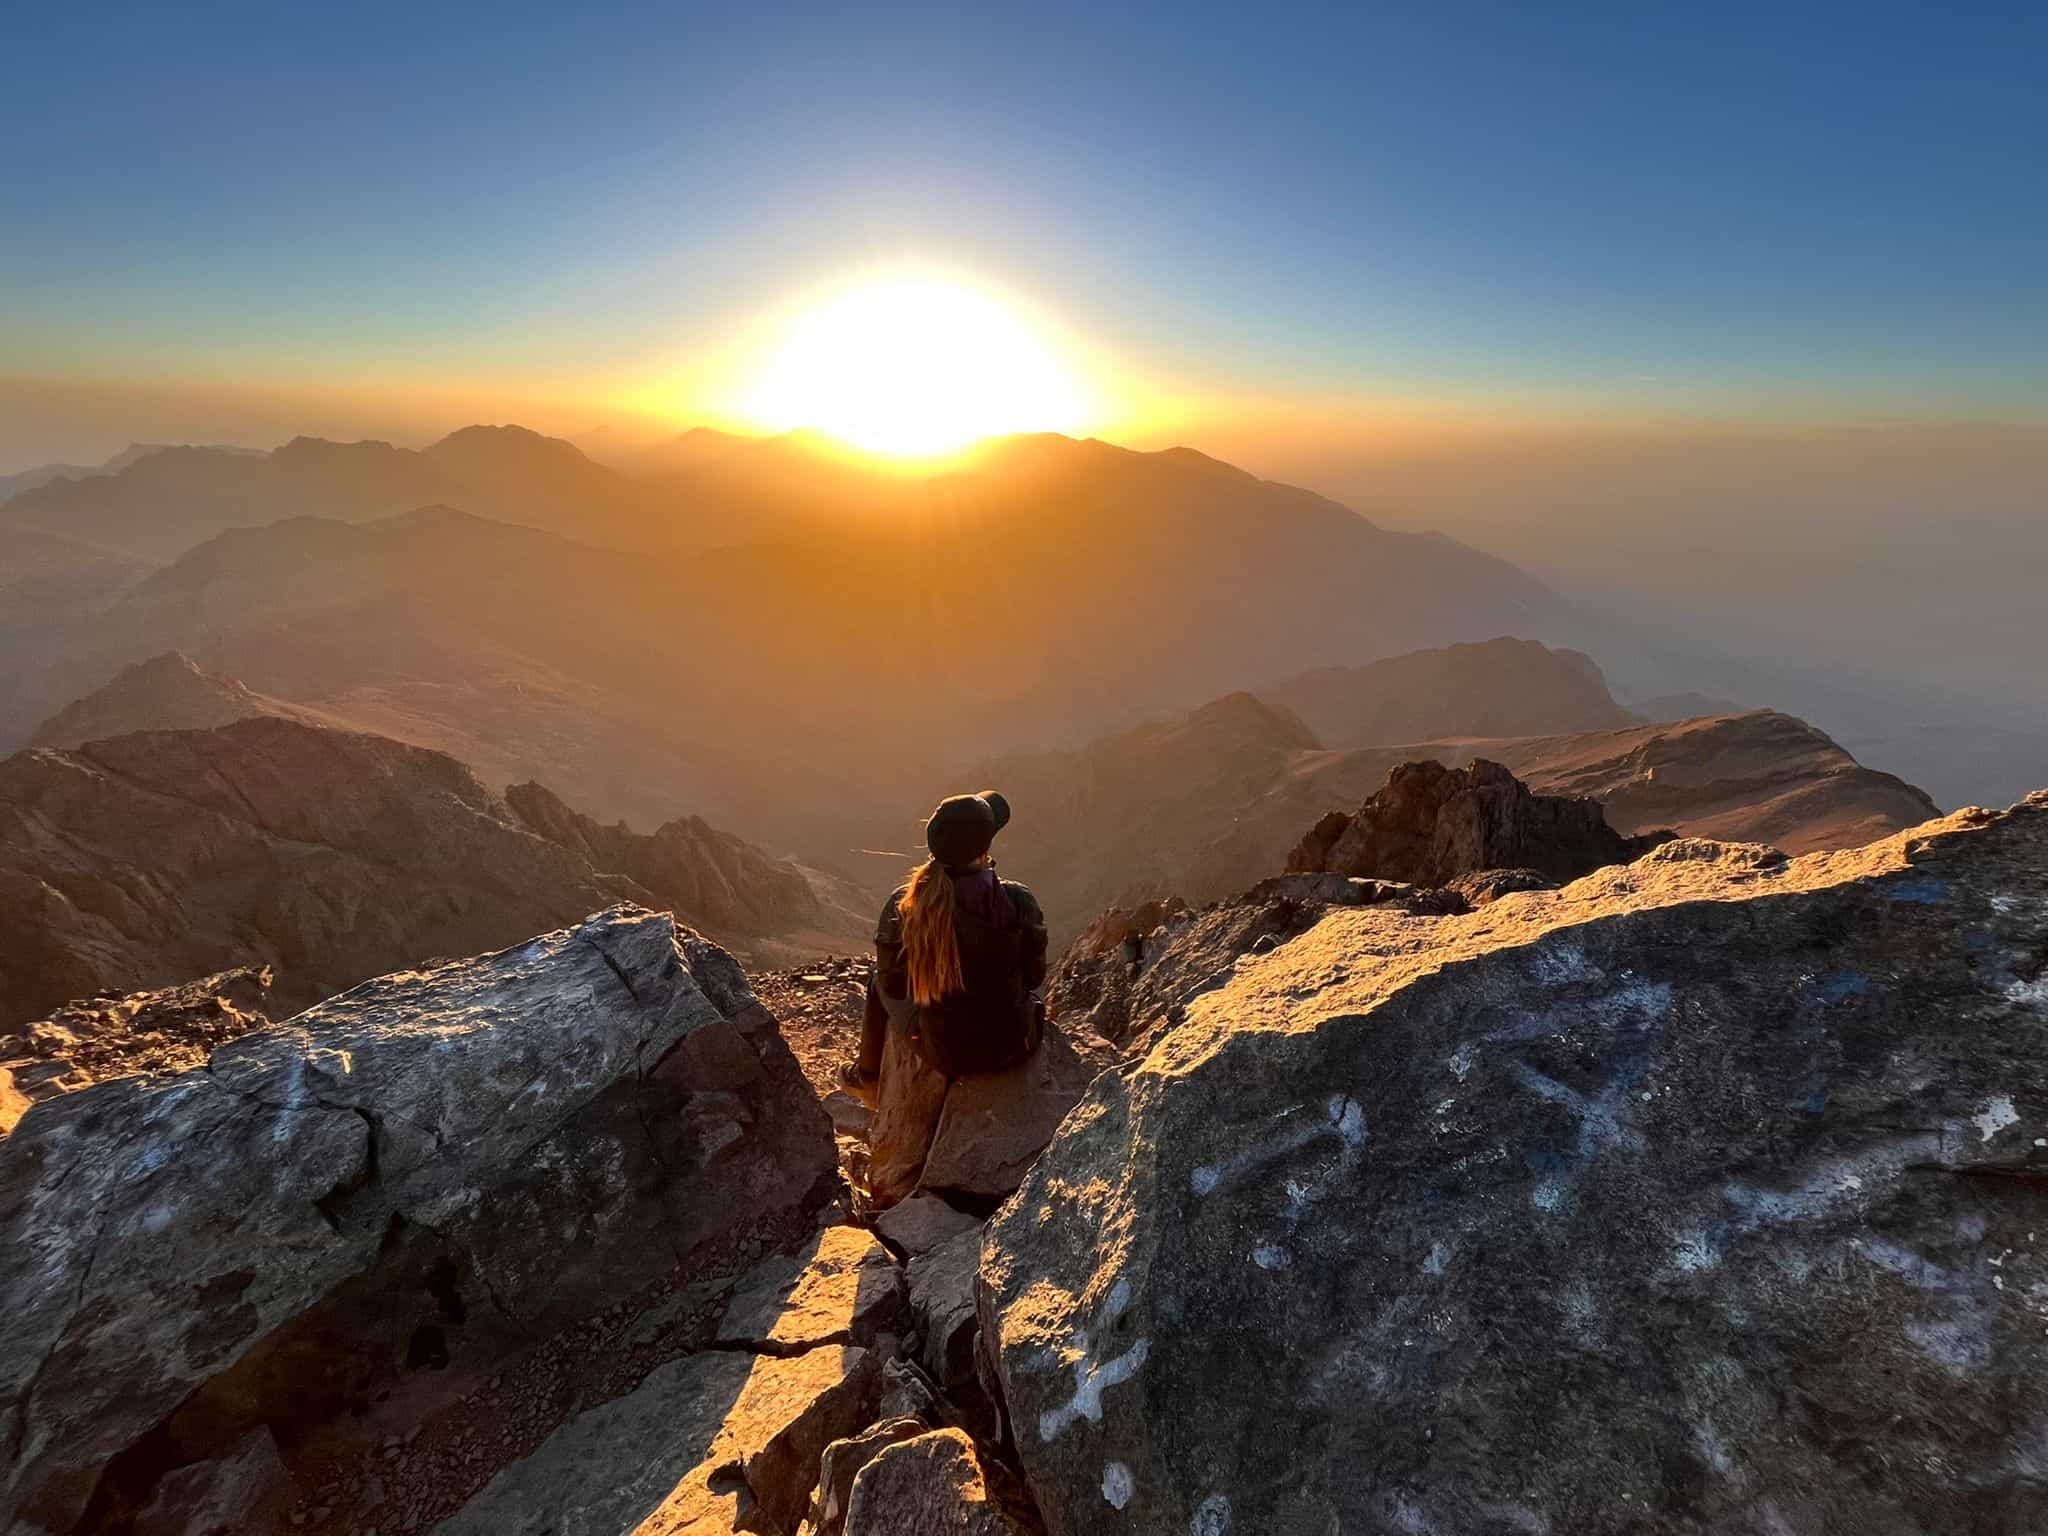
[814,1417,929,1536]
[437,1343,875,1536]
[868,1014,1115,1210]
[983,796,2048,1534]
[0,905,836,1534]
[132,1428,290,1536]
[824,1088,874,1137]
[1047,885,1360,1048]
[908,1228,984,1403]
[875,1193,984,1261]
[917,1019,1116,1202]
[716,1226,908,1353]
[844,1428,1031,1536]
[878,1356,946,1424]
[736,1345,882,1536]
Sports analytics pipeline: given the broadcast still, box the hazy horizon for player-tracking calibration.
[4,1,2044,810]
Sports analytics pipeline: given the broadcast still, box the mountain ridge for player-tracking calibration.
[0,714,863,1025]
[965,684,1940,943]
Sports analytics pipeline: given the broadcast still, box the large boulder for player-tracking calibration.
[867,1018,1115,1209]
[843,1428,1033,1536]
[921,1022,1118,1201]
[1288,756,1671,886]
[982,796,2048,1534]
[0,905,836,1535]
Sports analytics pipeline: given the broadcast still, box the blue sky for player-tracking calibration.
[3,0,2044,458]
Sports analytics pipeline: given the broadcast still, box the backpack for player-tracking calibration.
[910,895,1043,1077]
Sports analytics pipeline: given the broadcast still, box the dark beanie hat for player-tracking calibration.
[925,790,1011,868]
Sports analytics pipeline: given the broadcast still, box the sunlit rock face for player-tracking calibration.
[981,794,2048,1535]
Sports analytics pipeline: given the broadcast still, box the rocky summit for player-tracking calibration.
[8,781,2048,1534]
[980,793,2048,1534]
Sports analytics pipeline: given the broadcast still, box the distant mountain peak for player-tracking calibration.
[423,423,594,466]
[30,650,305,749]
[1266,637,1634,750]
[1176,689,1323,750]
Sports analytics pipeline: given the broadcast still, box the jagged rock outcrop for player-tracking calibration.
[0,906,836,1535]
[1288,756,1671,885]
[504,780,826,946]
[0,716,830,1025]
[980,795,2048,1534]
[1048,873,1480,1048]
[0,966,272,1135]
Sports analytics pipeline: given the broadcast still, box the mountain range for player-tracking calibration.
[0,422,2009,949]
[0,430,1584,851]
[8,633,1941,966]
[0,713,863,1026]
[962,664,1939,941]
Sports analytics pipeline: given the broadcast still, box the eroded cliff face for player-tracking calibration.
[982,795,2048,1535]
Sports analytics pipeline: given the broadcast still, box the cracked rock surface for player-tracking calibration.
[983,795,2048,1535]
[0,904,835,1535]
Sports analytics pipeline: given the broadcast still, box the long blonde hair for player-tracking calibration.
[900,856,975,1004]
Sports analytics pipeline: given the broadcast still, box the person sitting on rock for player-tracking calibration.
[838,790,1047,1103]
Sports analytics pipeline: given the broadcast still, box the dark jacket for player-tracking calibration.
[875,871,1048,1075]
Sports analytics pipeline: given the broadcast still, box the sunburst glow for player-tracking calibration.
[739,275,1092,457]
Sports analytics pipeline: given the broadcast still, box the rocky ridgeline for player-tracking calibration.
[7,773,2048,1533]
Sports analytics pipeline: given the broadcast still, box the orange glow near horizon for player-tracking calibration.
[733,274,1095,458]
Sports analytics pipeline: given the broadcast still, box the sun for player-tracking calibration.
[739,274,1092,458]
